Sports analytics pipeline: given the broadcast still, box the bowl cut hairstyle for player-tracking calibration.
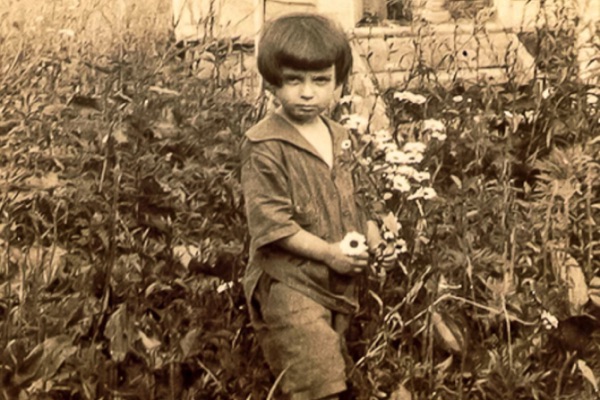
[257,13,353,87]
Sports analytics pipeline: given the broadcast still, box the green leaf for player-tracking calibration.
[589,276,600,308]
[23,172,61,190]
[180,328,202,359]
[138,330,161,351]
[104,304,131,362]
[576,359,598,392]
[555,252,589,315]
[14,335,77,387]
[432,311,465,354]
[173,245,201,269]
[450,175,462,189]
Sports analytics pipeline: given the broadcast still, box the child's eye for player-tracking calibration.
[284,76,302,85]
[314,77,332,85]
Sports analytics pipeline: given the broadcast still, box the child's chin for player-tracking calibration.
[290,111,319,123]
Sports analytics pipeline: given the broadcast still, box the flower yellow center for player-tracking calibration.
[350,240,359,248]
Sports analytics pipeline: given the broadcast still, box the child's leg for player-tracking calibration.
[251,275,349,400]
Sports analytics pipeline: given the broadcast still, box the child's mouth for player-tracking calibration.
[297,105,317,112]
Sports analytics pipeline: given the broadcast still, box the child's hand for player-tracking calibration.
[374,242,397,270]
[324,242,369,276]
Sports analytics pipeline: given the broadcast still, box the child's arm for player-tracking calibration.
[276,230,369,276]
[242,141,369,275]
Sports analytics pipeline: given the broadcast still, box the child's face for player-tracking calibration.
[274,65,337,125]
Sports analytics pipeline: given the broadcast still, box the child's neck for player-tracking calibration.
[276,109,333,168]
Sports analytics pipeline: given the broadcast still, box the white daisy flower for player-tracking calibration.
[394,91,427,104]
[340,232,368,256]
[431,131,447,141]
[341,140,352,150]
[392,175,411,192]
[385,150,409,164]
[404,152,424,164]
[403,142,427,153]
[383,231,396,240]
[395,239,408,254]
[422,119,445,133]
[408,187,437,200]
[452,95,463,103]
[393,91,410,101]
[413,171,431,182]
[396,166,417,178]
[377,142,398,152]
[422,187,437,200]
[412,94,428,104]
[541,310,559,330]
[341,114,368,134]
[374,129,392,139]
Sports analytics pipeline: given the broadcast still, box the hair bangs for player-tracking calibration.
[257,13,352,87]
[277,35,339,72]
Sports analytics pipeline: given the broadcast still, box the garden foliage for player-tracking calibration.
[1,1,599,399]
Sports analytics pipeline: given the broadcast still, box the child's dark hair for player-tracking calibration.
[257,13,353,87]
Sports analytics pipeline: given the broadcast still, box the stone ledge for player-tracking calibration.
[371,66,530,88]
[350,20,514,39]
[351,26,535,73]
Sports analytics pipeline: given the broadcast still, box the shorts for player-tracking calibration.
[249,274,352,400]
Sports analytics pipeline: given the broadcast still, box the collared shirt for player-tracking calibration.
[240,113,368,314]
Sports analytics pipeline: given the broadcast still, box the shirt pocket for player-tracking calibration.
[292,203,317,229]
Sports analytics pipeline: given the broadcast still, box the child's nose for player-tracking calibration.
[300,83,315,99]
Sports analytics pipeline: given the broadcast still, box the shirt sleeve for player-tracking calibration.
[241,140,301,251]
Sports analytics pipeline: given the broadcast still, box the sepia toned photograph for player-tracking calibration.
[1,0,599,398]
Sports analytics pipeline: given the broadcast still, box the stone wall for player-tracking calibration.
[172,0,363,42]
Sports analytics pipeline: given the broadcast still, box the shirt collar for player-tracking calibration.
[245,113,347,162]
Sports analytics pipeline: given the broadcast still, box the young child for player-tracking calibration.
[241,12,395,400]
